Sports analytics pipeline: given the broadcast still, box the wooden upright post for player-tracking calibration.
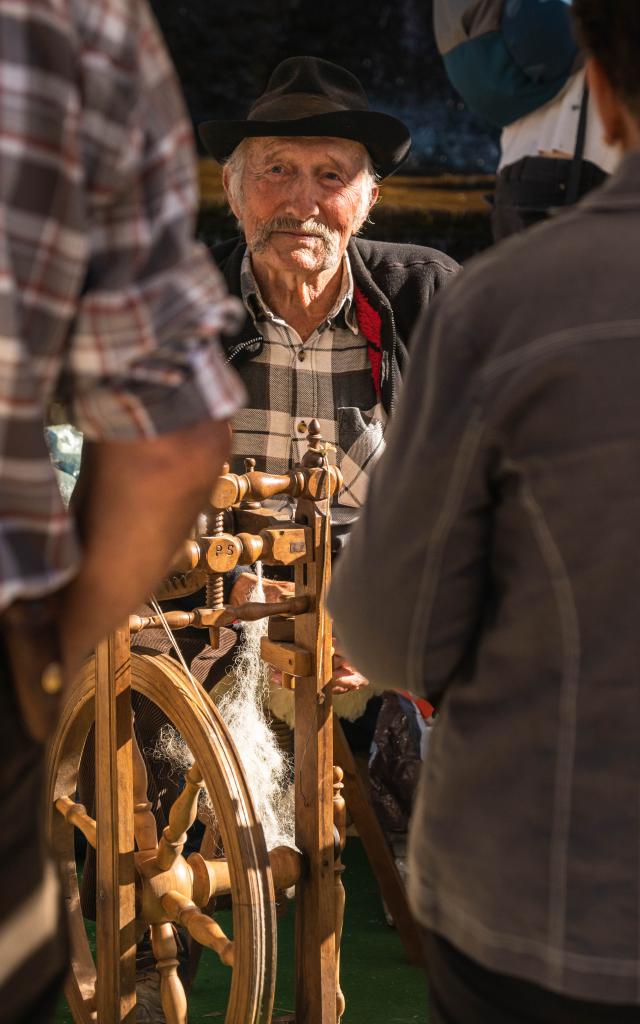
[95,627,136,1023]
[294,498,336,1024]
[333,719,426,968]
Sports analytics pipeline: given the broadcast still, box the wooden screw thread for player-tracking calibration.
[206,511,225,648]
[206,573,224,610]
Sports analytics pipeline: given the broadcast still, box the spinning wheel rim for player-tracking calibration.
[47,650,277,1024]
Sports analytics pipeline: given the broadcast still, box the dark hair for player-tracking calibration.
[573,0,640,115]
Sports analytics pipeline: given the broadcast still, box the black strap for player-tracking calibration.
[566,85,589,206]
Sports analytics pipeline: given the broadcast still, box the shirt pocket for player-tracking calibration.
[336,406,386,509]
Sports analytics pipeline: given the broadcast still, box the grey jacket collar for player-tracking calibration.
[581,150,640,212]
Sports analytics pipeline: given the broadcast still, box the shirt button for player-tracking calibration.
[297,349,306,362]
[297,420,308,434]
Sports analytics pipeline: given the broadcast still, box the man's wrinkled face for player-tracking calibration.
[224,137,378,276]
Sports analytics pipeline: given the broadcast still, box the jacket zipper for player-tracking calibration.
[225,336,263,364]
[385,305,397,410]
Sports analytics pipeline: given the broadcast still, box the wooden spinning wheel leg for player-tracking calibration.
[95,627,136,1023]
[150,923,188,1024]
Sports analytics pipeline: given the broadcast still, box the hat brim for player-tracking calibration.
[198,109,411,178]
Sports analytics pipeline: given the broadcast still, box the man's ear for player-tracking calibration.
[222,164,241,221]
[368,184,380,215]
[587,57,626,147]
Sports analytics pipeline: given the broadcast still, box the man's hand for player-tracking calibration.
[229,575,370,695]
[269,637,370,695]
[331,641,370,695]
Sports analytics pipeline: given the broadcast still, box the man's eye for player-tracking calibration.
[268,165,285,175]
[323,172,341,182]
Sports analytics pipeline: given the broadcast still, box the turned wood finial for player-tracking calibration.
[240,457,262,509]
[301,418,325,469]
[333,765,346,852]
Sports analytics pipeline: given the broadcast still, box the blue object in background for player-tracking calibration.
[46,425,83,505]
[502,0,578,84]
[435,0,579,128]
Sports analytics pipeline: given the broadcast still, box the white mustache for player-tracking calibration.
[253,217,340,251]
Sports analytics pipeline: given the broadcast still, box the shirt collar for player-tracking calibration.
[240,247,359,335]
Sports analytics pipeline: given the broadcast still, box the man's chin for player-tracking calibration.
[260,241,338,274]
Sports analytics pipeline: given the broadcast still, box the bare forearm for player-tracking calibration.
[61,418,230,678]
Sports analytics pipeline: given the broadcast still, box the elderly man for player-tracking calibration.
[198,57,458,692]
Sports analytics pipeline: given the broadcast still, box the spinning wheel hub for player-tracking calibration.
[135,849,195,925]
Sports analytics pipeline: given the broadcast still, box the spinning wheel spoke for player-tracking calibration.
[131,720,158,853]
[161,890,235,967]
[155,762,204,871]
[150,922,188,1024]
[55,796,97,849]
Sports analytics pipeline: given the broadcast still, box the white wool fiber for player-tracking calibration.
[147,566,296,853]
[216,566,296,851]
[147,724,216,827]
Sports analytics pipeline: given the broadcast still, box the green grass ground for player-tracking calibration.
[55,838,427,1023]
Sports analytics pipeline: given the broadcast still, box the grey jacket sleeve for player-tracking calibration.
[328,284,495,703]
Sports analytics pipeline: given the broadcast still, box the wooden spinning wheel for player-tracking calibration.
[48,424,348,1024]
[47,639,281,1024]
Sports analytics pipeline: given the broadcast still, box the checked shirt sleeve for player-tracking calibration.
[67,0,245,440]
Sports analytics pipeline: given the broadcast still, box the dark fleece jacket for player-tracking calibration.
[213,235,459,415]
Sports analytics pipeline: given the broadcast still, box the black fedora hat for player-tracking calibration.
[198,56,411,179]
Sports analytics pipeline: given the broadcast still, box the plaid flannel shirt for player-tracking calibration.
[0,0,244,615]
[231,249,386,514]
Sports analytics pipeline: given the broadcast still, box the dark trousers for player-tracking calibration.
[492,156,608,242]
[0,641,67,1024]
[424,931,640,1024]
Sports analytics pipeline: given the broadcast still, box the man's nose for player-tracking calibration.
[284,174,321,220]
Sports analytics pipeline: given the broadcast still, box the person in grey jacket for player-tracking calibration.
[329,2,640,1020]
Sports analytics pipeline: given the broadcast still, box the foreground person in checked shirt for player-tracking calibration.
[0,2,244,1021]
[198,56,458,692]
[330,2,640,1021]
